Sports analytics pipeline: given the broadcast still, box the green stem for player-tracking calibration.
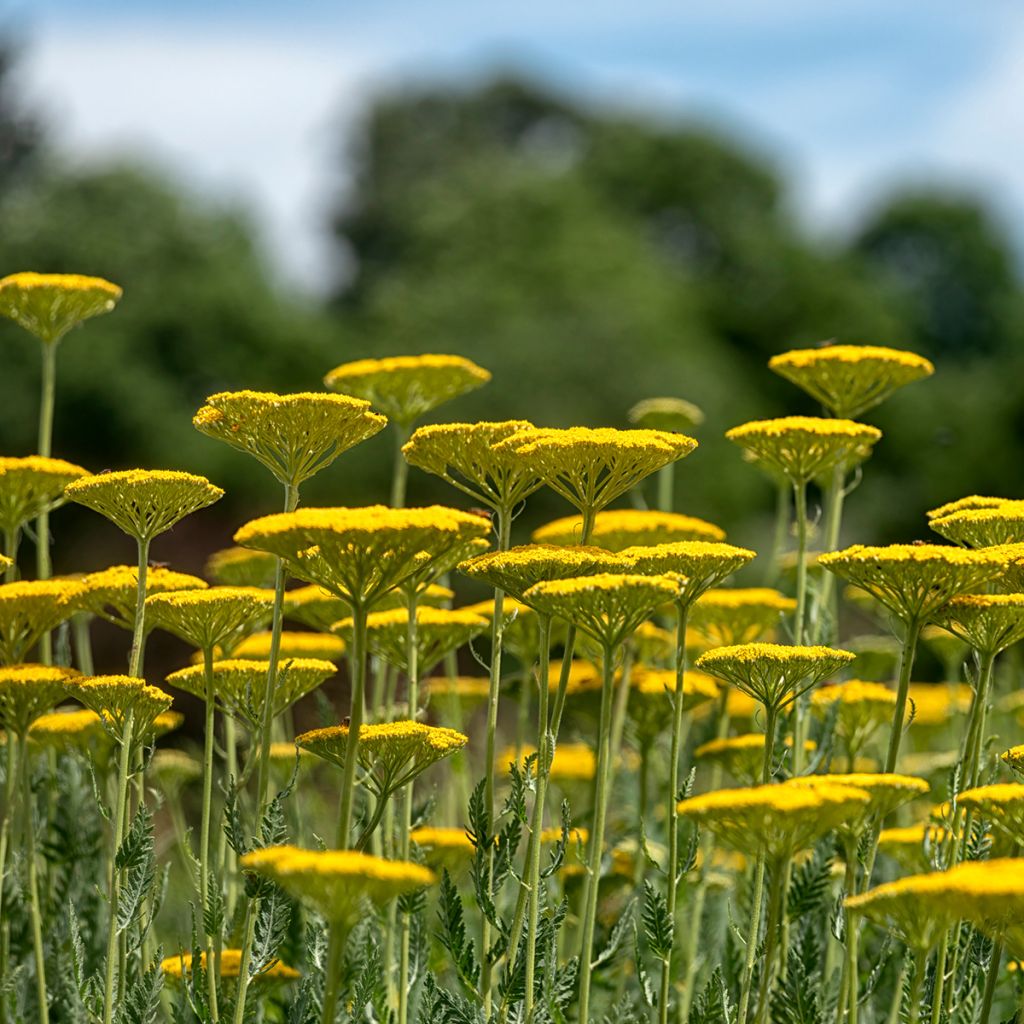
[756,865,785,1024]
[657,462,675,514]
[199,648,220,1022]
[961,649,996,792]
[128,537,150,678]
[792,479,808,646]
[608,644,634,773]
[886,957,907,1024]
[336,602,368,849]
[36,342,57,664]
[322,922,350,1024]
[765,482,790,586]
[737,850,768,1024]
[979,940,1002,1024]
[2,528,18,582]
[929,938,948,1024]
[845,850,860,1024]
[19,732,48,1024]
[885,619,922,774]
[907,950,926,1024]
[72,614,94,674]
[390,424,411,509]
[811,464,846,645]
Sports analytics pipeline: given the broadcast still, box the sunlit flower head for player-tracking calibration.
[283,581,452,633]
[618,541,757,605]
[65,469,223,542]
[28,707,110,755]
[906,683,972,726]
[628,396,705,433]
[877,824,950,872]
[811,680,897,753]
[934,860,1024,958]
[693,734,816,786]
[424,674,491,710]
[629,668,719,741]
[927,495,1013,521]
[0,664,79,735]
[0,456,89,534]
[160,949,299,981]
[0,272,122,344]
[532,509,725,550]
[933,593,1024,657]
[324,354,490,426]
[1002,745,1024,777]
[498,742,597,782]
[957,784,1024,846]
[78,565,208,633]
[690,588,797,646]
[930,503,1024,548]
[65,675,173,743]
[790,772,929,839]
[146,587,275,653]
[204,547,278,588]
[844,871,963,952]
[767,344,933,418]
[725,416,882,484]
[229,630,346,664]
[0,579,83,664]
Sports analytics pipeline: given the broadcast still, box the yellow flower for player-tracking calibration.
[957,784,1024,846]
[906,683,972,726]
[409,826,476,869]
[204,547,278,588]
[1002,745,1024,776]
[194,390,386,487]
[423,675,490,710]
[693,734,816,786]
[151,748,202,794]
[65,675,173,742]
[0,272,122,344]
[0,456,89,533]
[694,642,854,711]
[877,824,950,872]
[230,630,346,664]
[241,845,436,923]
[725,416,882,484]
[627,397,705,432]
[493,427,697,516]
[817,544,1013,625]
[166,657,335,726]
[0,579,83,665]
[811,680,897,752]
[531,509,725,549]
[160,949,299,981]
[78,565,208,632]
[284,581,452,633]
[690,588,797,646]
[927,495,1012,521]
[789,773,930,839]
[324,354,490,426]
[618,541,757,605]
[402,420,544,511]
[930,503,1024,548]
[933,593,1024,657]
[498,742,597,782]
[65,469,223,542]
[629,668,719,740]
[844,871,962,952]
[29,708,111,755]
[767,344,933,418]
[148,710,184,741]
[0,664,79,735]
[935,859,1024,958]
[145,587,275,653]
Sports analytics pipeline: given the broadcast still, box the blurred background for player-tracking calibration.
[2,0,1023,574]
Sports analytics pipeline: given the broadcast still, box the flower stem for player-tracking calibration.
[792,480,809,645]
[390,424,411,509]
[2,528,17,582]
[322,922,350,1024]
[979,940,1002,1024]
[199,648,220,1022]
[756,864,785,1024]
[885,618,922,774]
[908,950,926,1024]
[336,602,368,849]
[657,462,675,513]
[765,482,790,586]
[811,464,846,644]
[35,342,57,664]
[72,614,94,674]
[128,537,150,678]
[736,850,768,1024]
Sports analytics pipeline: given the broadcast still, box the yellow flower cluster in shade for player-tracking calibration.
[333,606,489,676]
[677,781,871,861]
[767,344,934,418]
[811,680,897,751]
[283,582,452,633]
[323,354,490,425]
[818,543,1016,624]
[0,456,89,533]
[532,509,725,550]
[523,573,680,650]
[234,505,489,607]
[160,948,299,981]
[628,396,705,432]
[204,546,278,588]
[690,588,796,646]
[193,390,387,488]
[695,642,855,711]
[492,426,697,515]
[458,544,634,603]
[297,720,468,798]
[402,420,544,512]
[150,748,202,793]
[0,664,80,735]
[165,658,335,724]
[540,658,601,697]
[618,541,757,605]
[145,587,275,652]
[227,630,346,664]
[29,708,110,753]
[906,683,972,725]
[930,502,1024,548]
[789,773,930,840]
[497,742,597,782]
[240,844,437,923]
[424,674,491,709]
[957,783,1024,845]
[409,826,477,867]
[933,592,1024,656]
[78,565,208,632]
[693,734,817,785]
[0,272,122,344]
[877,824,950,870]
[725,416,882,484]
[628,668,720,739]
[65,469,223,542]
[926,495,1011,521]
[65,675,173,740]
[1002,745,1024,774]
[0,579,83,664]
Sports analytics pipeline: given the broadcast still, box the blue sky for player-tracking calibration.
[9,1,1024,290]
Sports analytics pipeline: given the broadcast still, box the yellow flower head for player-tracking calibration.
[523,573,680,650]
[324,354,490,426]
[725,416,882,484]
[957,784,1024,846]
[877,824,949,872]
[410,826,476,869]
[241,844,436,923]
[424,675,490,710]
[628,396,705,433]
[1002,745,1024,777]
[695,642,854,711]
[65,469,223,542]
[334,606,488,677]
[65,675,173,743]
[234,505,488,608]
[678,781,871,861]
[0,579,83,665]
[927,495,1013,521]
[160,949,299,981]
[194,390,386,487]
[844,871,963,952]
[690,588,797,646]
[499,742,597,782]
[402,420,544,512]
[933,860,1024,958]
[147,709,183,742]
[78,565,208,632]
[0,272,122,344]
[146,587,275,653]
[492,426,697,515]
[28,708,111,755]
[933,593,1024,657]
[767,344,934,418]
[0,664,79,735]
[930,503,1024,549]
[818,544,1013,625]
[284,581,452,633]
[906,683,971,726]
[204,547,278,588]
[151,748,202,794]
[618,541,757,605]
[297,720,468,799]
[229,630,346,664]
[0,456,89,533]
[458,544,634,603]
[811,680,897,752]
[629,669,719,740]
[790,773,930,838]
[166,657,334,725]
[693,734,816,786]
[532,509,725,550]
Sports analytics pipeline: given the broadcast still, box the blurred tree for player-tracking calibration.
[0,38,42,191]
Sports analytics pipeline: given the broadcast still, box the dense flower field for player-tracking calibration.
[1,271,1024,1024]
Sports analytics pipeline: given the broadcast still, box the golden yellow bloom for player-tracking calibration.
[927,495,1013,521]
[811,680,897,754]
[147,709,184,741]
[790,773,929,839]
[65,469,223,542]
[618,541,757,605]
[333,606,488,676]
[531,509,725,549]
[695,642,854,711]
[225,630,346,665]
[818,544,1014,624]
[845,871,962,952]
[0,664,79,735]
[499,742,597,782]
[629,668,719,740]
[409,826,476,869]
[423,674,490,710]
[204,547,278,588]
[930,503,1024,548]
[693,734,816,786]
[78,565,208,632]
[628,396,705,432]
[65,675,173,742]
[0,579,83,664]
[0,456,89,533]
[493,427,697,517]
[145,587,275,652]
[957,784,1024,846]
[1002,744,1024,776]
[877,824,949,871]
[194,390,386,487]
[0,272,122,344]
[906,683,972,726]
[324,354,490,425]
[725,416,882,484]
[933,860,1024,958]
[933,593,1024,657]
[166,657,334,725]
[241,845,436,922]
[284,581,452,633]
[767,344,933,418]
[160,949,299,981]
[690,588,796,646]
[29,707,110,754]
